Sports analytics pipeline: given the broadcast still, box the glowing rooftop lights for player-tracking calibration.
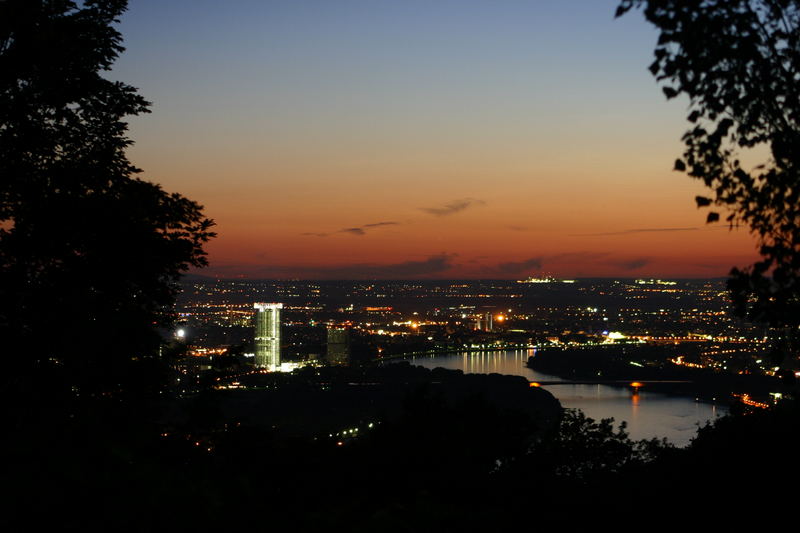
[254,302,283,311]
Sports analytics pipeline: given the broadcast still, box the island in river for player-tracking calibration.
[526,343,783,402]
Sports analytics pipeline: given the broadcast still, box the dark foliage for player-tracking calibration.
[0,0,215,390]
[617,1,800,334]
[524,408,671,481]
[4,364,675,531]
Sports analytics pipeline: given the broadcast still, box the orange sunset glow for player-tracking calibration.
[113,0,760,279]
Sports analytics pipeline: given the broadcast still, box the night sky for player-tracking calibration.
[113,0,759,279]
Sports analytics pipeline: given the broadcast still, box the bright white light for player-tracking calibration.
[254,302,283,311]
[176,329,185,339]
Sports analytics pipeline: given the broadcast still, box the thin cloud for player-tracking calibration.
[419,198,486,217]
[693,263,731,270]
[571,227,698,237]
[550,251,610,261]
[543,252,651,272]
[363,222,399,229]
[303,221,400,238]
[611,258,651,271]
[495,257,543,275]
[211,254,457,280]
[342,254,455,278]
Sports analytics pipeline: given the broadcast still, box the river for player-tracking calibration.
[398,348,726,447]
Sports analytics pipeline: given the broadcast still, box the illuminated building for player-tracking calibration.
[327,327,351,365]
[254,302,282,369]
[475,312,493,332]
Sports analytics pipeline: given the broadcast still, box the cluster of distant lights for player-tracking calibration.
[328,422,378,446]
[177,280,770,378]
[516,276,576,284]
[733,393,771,409]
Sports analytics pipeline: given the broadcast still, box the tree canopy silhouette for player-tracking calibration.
[0,0,215,389]
[617,0,800,330]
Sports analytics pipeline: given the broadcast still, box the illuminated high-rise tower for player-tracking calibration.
[254,303,282,369]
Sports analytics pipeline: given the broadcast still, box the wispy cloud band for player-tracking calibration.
[303,221,399,237]
[419,197,486,217]
[571,227,698,237]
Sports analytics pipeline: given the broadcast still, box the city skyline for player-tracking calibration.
[114,0,760,279]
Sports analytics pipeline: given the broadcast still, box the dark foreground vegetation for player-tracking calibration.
[5,362,800,531]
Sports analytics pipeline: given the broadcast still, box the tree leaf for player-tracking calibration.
[662,86,679,99]
[695,196,712,207]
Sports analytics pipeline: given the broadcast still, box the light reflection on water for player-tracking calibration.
[401,349,726,447]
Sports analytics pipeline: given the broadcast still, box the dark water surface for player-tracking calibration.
[400,349,726,447]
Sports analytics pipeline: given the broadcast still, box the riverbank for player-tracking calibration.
[526,345,782,405]
[396,348,728,445]
[376,344,532,362]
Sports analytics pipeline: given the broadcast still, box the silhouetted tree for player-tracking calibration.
[529,409,671,481]
[616,1,800,335]
[0,0,215,390]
